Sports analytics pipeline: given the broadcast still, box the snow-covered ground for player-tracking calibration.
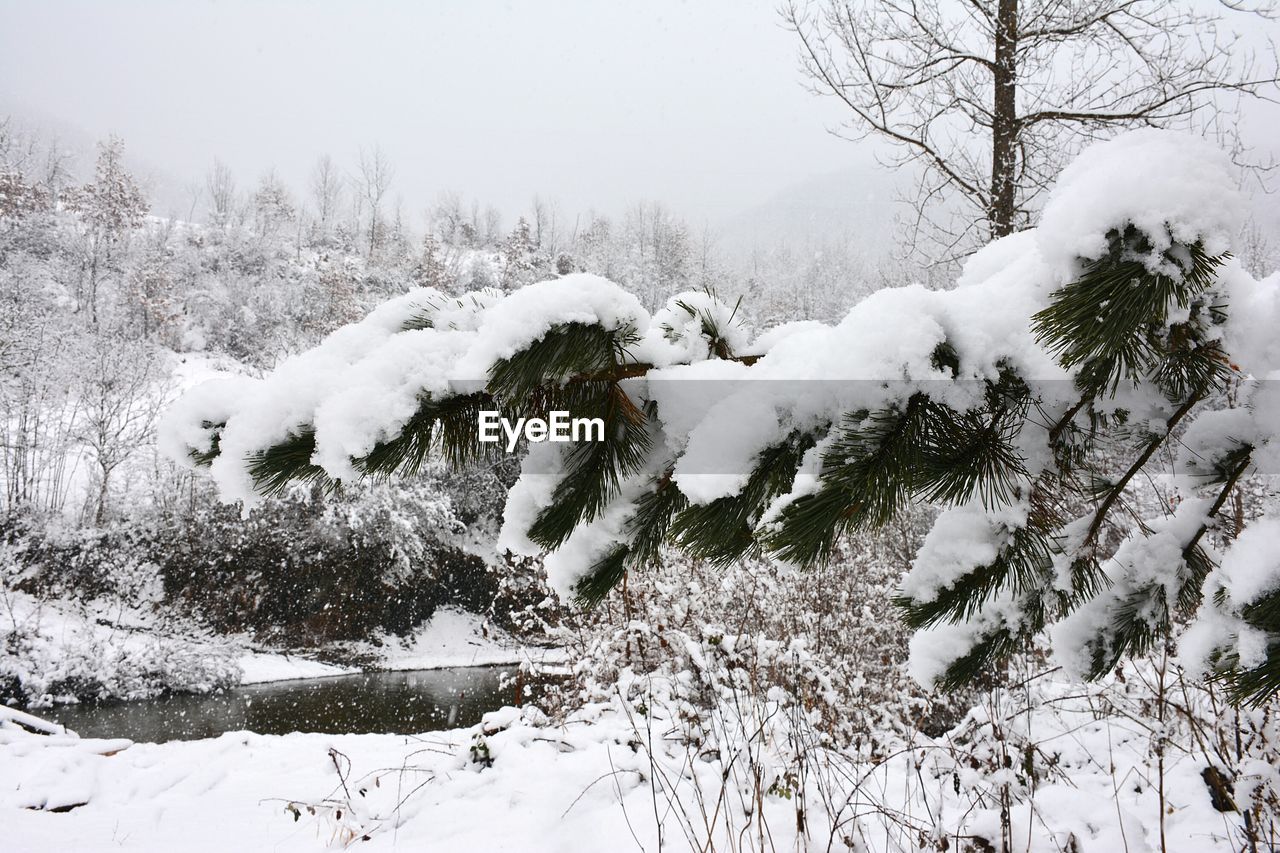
[236,652,356,685]
[5,708,653,852]
[241,607,565,684]
[237,606,566,686]
[3,670,1253,852]
[370,606,566,671]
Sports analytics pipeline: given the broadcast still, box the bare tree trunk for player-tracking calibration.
[88,235,101,327]
[990,0,1019,239]
[789,0,1278,255]
[94,466,110,526]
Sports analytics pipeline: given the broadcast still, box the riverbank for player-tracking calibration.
[2,592,563,708]
[238,606,564,684]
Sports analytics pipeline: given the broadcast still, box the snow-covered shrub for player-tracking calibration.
[432,452,523,531]
[890,655,1280,853]
[0,601,241,708]
[320,478,465,588]
[0,513,242,707]
[543,505,971,754]
[4,514,162,606]
[153,476,554,644]
[480,551,565,640]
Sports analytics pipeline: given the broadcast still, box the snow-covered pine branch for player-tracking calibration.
[162,130,1280,702]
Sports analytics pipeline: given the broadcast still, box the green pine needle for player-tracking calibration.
[526,388,654,551]
[769,397,936,567]
[245,427,334,496]
[1032,226,1227,396]
[188,421,225,467]
[672,430,818,565]
[572,545,631,608]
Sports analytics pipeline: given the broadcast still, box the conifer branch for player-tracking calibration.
[1082,392,1201,548]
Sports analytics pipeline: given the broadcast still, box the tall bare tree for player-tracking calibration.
[75,335,162,525]
[205,158,237,229]
[785,0,1280,256]
[356,145,394,255]
[310,153,343,231]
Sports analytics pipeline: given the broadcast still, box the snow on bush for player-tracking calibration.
[0,521,242,707]
[1,590,240,708]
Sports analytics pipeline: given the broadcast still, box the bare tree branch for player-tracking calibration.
[784,0,1280,261]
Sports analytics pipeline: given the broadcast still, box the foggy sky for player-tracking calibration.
[5,1,1279,235]
[0,1,869,224]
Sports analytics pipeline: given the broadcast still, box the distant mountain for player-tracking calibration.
[712,162,909,260]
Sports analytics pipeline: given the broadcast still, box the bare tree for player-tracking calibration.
[310,153,343,230]
[482,204,503,245]
[430,191,466,244]
[205,158,237,229]
[0,267,82,515]
[183,180,203,224]
[38,133,74,206]
[530,195,561,254]
[75,336,163,525]
[356,145,394,255]
[0,116,39,179]
[785,0,1280,257]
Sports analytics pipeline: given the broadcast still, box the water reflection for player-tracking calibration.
[45,667,518,743]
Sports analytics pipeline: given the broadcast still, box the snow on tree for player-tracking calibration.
[413,233,452,292]
[69,136,148,325]
[251,169,296,241]
[204,158,238,230]
[499,217,544,290]
[162,131,1280,702]
[0,169,49,221]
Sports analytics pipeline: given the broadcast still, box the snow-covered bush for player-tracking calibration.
[157,479,484,643]
[0,592,241,708]
[410,505,968,846]
[533,502,968,756]
[0,514,241,707]
[4,515,162,606]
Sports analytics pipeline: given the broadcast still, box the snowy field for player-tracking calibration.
[3,671,1253,852]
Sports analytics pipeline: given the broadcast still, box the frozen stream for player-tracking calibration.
[42,666,522,742]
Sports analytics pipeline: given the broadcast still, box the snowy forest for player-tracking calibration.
[5,1,1280,851]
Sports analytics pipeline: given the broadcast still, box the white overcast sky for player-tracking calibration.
[3,1,1278,230]
[0,0,870,223]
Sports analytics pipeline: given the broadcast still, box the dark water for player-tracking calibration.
[43,666,524,743]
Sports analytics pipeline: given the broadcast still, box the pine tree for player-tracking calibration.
[163,132,1280,705]
[500,217,542,291]
[413,233,453,292]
